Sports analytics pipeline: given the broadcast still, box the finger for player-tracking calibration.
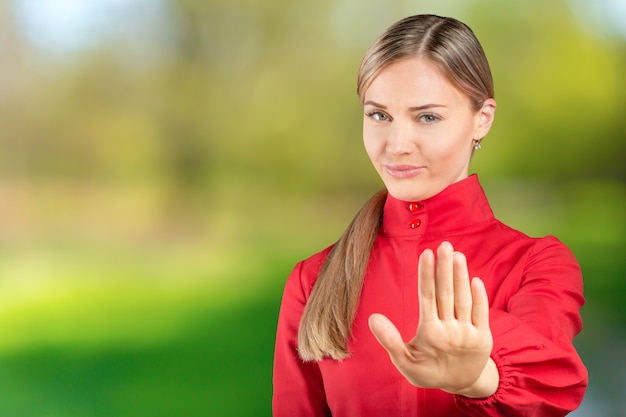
[435,242,455,320]
[453,251,472,322]
[418,248,437,322]
[470,277,490,329]
[368,313,406,358]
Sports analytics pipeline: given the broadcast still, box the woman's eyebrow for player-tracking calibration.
[409,103,447,111]
[362,100,387,108]
[363,100,447,110]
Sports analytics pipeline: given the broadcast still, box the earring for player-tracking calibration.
[473,139,482,150]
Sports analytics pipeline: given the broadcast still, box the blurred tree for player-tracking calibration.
[465,0,626,181]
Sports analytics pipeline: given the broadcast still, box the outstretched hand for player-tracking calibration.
[369,241,498,398]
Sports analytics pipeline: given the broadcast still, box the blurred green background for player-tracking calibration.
[0,0,624,415]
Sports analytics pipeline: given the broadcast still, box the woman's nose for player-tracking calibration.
[386,123,415,155]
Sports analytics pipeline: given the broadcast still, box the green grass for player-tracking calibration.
[0,297,281,417]
[0,244,292,417]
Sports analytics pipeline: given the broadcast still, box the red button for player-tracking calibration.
[409,219,421,229]
[407,202,421,212]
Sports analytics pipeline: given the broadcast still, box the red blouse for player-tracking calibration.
[272,175,588,416]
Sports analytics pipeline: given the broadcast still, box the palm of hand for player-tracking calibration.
[369,241,493,395]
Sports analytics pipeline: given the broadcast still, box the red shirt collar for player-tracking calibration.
[381,174,495,238]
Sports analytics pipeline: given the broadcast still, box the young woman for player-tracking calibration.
[273,14,587,416]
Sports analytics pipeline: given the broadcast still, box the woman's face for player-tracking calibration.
[362,57,495,202]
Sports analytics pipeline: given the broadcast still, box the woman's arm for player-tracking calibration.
[455,237,587,416]
[272,260,331,417]
[369,239,588,416]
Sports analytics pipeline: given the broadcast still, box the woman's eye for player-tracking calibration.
[368,111,389,121]
[420,114,439,123]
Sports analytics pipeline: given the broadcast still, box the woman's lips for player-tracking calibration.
[384,164,425,179]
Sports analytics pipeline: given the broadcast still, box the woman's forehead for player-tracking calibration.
[363,57,468,106]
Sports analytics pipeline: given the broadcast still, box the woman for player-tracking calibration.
[273,14,587,416]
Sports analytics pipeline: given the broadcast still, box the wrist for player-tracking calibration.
[446,357,499,398]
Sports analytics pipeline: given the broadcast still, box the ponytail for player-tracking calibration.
[297,189,387,361]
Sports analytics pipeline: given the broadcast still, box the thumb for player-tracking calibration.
[369,313,406,357]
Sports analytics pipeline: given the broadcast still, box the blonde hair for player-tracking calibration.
[298,14,495,361]
[358,14,494,110]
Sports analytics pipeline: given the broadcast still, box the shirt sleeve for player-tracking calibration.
[272,259,331,417]
[455,237,588,416]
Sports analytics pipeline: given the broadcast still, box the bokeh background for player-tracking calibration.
[0,0,624,415]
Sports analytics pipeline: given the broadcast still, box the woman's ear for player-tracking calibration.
[475,98,497,139]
